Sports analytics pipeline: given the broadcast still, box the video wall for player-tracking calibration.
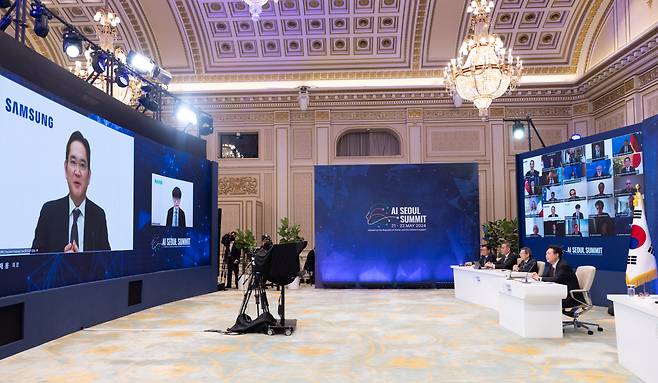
[0,72,213,298]
[315,163,480,286]
[518,126,646,272]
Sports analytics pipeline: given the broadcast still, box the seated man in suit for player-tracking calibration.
[532,245,583,315]
[32,131,110,253]
[513,247,538,273]
[166,187,186,227]
[620,156,635,174]
[485,242,518,270]
[476,244,496,267]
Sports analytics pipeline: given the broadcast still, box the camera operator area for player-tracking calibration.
[2,1,658,382]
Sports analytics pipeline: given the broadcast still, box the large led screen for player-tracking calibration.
[0,72,212,297]
[315,163,480,286]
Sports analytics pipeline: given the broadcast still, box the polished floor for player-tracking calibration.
[0,287,639,383]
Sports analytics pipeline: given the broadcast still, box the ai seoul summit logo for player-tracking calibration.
[365,204,428,232]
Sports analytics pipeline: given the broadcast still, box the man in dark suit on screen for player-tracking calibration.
[166,187,186,227]
[32,131,110,254]
[532,245,583,313]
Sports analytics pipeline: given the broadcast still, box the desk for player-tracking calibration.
[498,280,567,338]
[607,295,658,383]
[451,266,509,310]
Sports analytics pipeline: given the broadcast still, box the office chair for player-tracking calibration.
[536,261,545,276]
[563,266,603,335]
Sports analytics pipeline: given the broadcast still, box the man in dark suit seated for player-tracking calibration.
[532,245,583,315]
[513,247,538,273]
[476,244,496,267]
[166,187,187,227]
[32,131,110,253]
[485,242,518,270]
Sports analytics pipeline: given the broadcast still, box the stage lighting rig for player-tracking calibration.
[175,102,198,126]
[504,116,546,151]
[198,113,214,137]
[62,28,83,58]
[114,65,130,88]
[137,83,160,113]
[127,50,155,74]
[30,2,50,38]
[90,49,108,74]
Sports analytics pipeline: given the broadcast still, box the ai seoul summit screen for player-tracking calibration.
[0,72,213,298]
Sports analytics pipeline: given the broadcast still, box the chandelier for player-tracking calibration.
[93,8,120,51]
[243,0,279,21]
[444,0,523,118]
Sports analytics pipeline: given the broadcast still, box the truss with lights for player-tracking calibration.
[444,0,523,118]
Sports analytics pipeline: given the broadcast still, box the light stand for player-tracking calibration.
[504,116,546,151]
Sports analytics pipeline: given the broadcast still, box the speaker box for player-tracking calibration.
[128,280,143,306]
[0,303,24,347]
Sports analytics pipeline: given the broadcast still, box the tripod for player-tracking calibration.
[237,268,271,320]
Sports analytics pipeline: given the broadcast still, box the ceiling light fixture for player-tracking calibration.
[243,0,279,21]
[444,0,523,118]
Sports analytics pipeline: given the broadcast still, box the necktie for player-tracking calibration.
[550,265,555,277]
[174,208,178,226]
[71,208,81,246]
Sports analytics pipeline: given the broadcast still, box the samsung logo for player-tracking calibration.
[4,97,54,128]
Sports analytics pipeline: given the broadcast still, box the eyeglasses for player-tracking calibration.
[67,159,88,172]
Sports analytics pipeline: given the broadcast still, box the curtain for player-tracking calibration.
[337,131,400,157]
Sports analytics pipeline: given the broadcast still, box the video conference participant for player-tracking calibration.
[619,157,635,174]
[513,247,538,273]
[618,139,632,155]
[532,245,582,313]
[525,160,539,178]
[548,205,559,218]
[572,204,584,219]
[547,191,558,203]
[32,131,110,253]
[166,187,187,227]
[485,242,518,270]
[592,142,604,159]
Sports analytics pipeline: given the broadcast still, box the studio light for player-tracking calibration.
[153,67,172,85]
[175,102,198,126]
[512,121,526,140]
[570,133,582,141]
[138,84,159,112]
[30,4,49,38]
[198,113,214,136]
[62,29,83,58]
[91,50,108,74]
[114,65,130,88]
[127,50,155,74]
[0,0,11,9]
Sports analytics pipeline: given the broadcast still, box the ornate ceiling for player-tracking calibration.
[5,0,657,89]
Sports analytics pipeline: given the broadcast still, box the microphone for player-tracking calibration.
[523,271,530,283]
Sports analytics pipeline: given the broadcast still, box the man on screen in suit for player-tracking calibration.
[32,131,110,253]
[532,245,583,313]
[548,205,559,218]
[620,157,635,174]
[513,247,538,273]
[166,187,186,227]
[618,139,632,155]
[525,160,539,178]
[485,242,518,270]
[572,204,584,219]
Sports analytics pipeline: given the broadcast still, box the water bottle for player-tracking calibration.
[627,285,636,297]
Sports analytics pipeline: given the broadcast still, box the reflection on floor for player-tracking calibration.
[0,287,639,383]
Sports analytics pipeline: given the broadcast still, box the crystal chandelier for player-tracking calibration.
[444,0,523,118]
[93,7,120,51]
[243,0,279,21]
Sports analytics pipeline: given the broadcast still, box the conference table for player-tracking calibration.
[607,294,658,383]
[451,266,567,338]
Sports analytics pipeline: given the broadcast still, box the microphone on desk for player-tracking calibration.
[523,271,530,283]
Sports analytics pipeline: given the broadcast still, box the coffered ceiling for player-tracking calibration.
[5,0,658,91]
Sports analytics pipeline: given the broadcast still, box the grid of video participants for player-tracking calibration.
[523,132,643,238]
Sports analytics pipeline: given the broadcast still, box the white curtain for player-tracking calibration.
[337,131,400,157]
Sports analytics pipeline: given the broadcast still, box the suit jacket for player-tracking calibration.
[541,258,582,308]
[494,252,518,270]
[32,196,110,254]
[477,253,496,267]
[226,243,241,265]
[166,207,186,227]
[517,257,538,273]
